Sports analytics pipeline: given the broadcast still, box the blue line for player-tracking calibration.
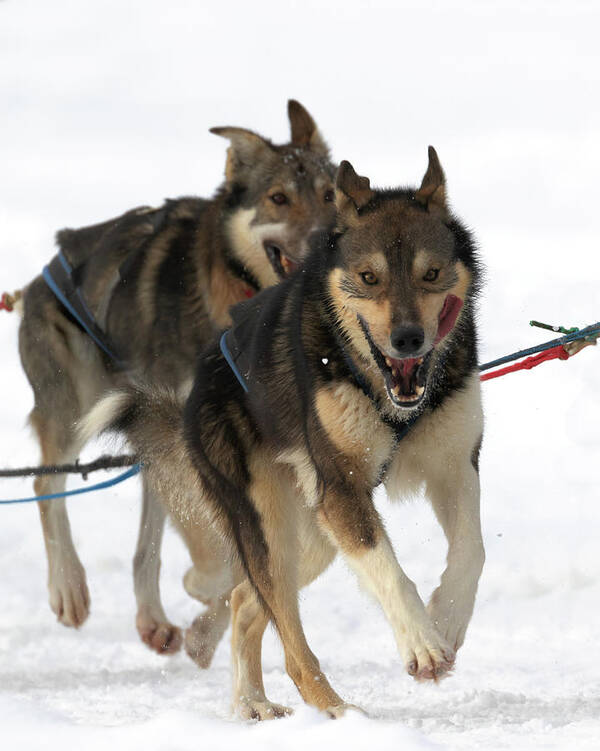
[219,331,249,393]
[42,266,122,364]
[0,464,141,505]
[58,251,72,274]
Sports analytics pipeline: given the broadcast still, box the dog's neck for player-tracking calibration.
[195,191,262,329]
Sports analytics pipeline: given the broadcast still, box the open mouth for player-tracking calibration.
[264,242,300,278]
[378,351,432,408]
[359,319,432,409]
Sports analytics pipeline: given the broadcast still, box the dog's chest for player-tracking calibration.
[314,381,395,483]
[208,262,256,329]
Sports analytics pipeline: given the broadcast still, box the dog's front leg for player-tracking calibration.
[37,497,90,627]
[425,452,485,652]
[317,488,455,681]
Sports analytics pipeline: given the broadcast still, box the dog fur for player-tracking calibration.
[83,149,485,718]
[17,101,336,656]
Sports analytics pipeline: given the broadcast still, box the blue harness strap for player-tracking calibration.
[0,464,141,505]
[219,330,249,393]
[0,253,135,506]
[43,251,123,364]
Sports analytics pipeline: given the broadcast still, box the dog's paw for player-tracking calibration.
[184,608,229,669]
[236,698,293,721]
[48,557,90,628]
[427,588,473,652]
[403,628,455,682]
[324,703,366,719]
[136,606,182,654]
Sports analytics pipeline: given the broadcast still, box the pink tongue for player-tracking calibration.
[434,294,463,344]
[393,357,419,392]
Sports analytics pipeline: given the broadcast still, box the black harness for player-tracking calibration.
[42,203,260,369]
[219,319,421,445]
[41,206,170,366]
[43,252,123,364]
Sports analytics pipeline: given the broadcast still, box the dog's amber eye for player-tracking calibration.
[423,268,439,282]
[361,271,378,285]
[324,189,335,203]
[270,193,288,206]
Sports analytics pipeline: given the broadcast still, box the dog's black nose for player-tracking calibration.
[390,325,425,355]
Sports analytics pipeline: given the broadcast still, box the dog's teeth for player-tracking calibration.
[392,385,400,396]
[392,368,398,377]
[416,385,424,396]
[385,357,392,367]
[417,357,423,365]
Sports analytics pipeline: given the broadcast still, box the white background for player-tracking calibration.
[1,1,599,748]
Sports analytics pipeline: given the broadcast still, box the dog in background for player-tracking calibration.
[83,149,485,718]
[17,100,336,658]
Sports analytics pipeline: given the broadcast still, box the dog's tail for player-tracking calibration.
[79,385,211,531]
[79,385,185,468]
[79,390,133,443]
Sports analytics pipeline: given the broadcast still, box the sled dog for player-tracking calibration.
[17,101,336,656]
[84,149,485,718]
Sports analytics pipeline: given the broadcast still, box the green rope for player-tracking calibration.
[530,320,580,335]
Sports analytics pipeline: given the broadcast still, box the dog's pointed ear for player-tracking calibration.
[287,99,329,155]
[415,146,447,212]
[335,161,375,219]
[210,126,275,183]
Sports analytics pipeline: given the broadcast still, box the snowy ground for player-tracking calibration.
[1,1,599,749]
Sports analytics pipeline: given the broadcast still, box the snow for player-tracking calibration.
[1,1,599,749]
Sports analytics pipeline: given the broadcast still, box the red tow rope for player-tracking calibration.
[480,345,569,382]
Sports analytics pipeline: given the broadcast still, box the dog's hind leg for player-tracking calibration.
[185,594,231,669]
[229,521,336,721]
[230,580,291,720]
[233,453,348,718]
[133,476,182,654]
[180,524,239,669]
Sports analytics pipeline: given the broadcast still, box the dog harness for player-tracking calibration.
[220,329,250,393]
[43,205,260,368]
[41,205,176,366]
[43,251,123,363]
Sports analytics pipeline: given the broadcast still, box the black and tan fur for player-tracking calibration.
[17,101,336,656]
[83,150,485,718]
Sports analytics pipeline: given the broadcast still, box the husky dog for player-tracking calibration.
[17,101,336,655]
[83,150,484,718]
